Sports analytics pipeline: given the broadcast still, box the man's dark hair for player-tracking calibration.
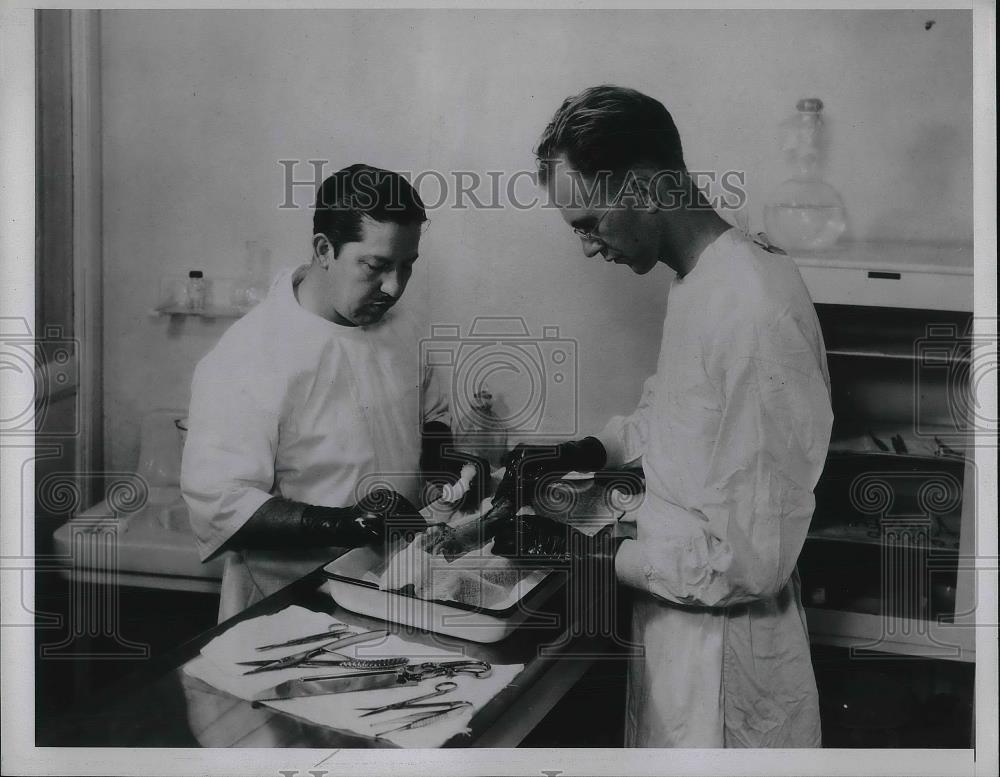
[535,85,686,184]
[313,163,427,255]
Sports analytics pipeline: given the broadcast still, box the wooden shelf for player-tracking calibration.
[806,528,961,551]
[826,347,968,363]
[816,303,973,367]
[806,607,975,662]
[152,274,263,321]
[802,451,977,663]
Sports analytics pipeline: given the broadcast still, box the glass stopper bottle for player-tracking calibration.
[764,98,847,252]
[185,270,206,312]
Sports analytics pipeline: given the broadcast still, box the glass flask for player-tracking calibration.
[764,98,847,252]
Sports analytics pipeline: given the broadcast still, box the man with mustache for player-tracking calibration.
[182,164,481,621]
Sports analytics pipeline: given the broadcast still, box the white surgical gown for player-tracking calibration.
[598,229,833,747]
[182,267,449,622]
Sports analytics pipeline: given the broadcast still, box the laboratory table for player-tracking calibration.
[40,557,623,749]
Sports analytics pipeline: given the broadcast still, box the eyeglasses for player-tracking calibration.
[572,178,630,246]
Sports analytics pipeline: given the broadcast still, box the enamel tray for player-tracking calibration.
[320,546,565,643]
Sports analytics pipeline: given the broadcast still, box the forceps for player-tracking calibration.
[356,680,474,737]
[255,622,351,651]
[371,701,473,737]
[238,629,389,674]
[356,680,460,717]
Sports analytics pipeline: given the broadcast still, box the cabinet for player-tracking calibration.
[793,241,972,312]
[791,242,977,663]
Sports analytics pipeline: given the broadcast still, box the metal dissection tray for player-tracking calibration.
[321,475,636,642]
[321,545,565,644]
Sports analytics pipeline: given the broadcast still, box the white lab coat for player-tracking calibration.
[598,229,832,747]
[181,267,449,622]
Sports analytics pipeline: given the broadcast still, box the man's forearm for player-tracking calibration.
[226,496,343,550]
[224,491,422,553]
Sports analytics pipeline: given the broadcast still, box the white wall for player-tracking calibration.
[101,9,973,473]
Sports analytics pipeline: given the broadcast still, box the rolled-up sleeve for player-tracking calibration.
[615,311,833,608]
[181,358,279,561]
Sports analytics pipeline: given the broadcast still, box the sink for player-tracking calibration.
[52,496,224,592]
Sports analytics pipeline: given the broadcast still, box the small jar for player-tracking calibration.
[186,270,206,312]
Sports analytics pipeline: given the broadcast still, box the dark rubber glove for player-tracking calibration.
[495,437,607,508]
[300,489,426,547]
[489,513,623,567]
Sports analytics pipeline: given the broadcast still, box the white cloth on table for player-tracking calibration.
[184,605,522,748]
[596,228,832,747]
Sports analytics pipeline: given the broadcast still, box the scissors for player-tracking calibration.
[255,622,351,651]
[238,629,389,675]
[400,659,492,682]
[356,680,460,717]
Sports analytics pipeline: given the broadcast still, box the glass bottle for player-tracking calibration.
[185,270,206,312]
[764,98,847,252]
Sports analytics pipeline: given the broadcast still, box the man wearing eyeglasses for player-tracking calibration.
[492,86,833,747]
